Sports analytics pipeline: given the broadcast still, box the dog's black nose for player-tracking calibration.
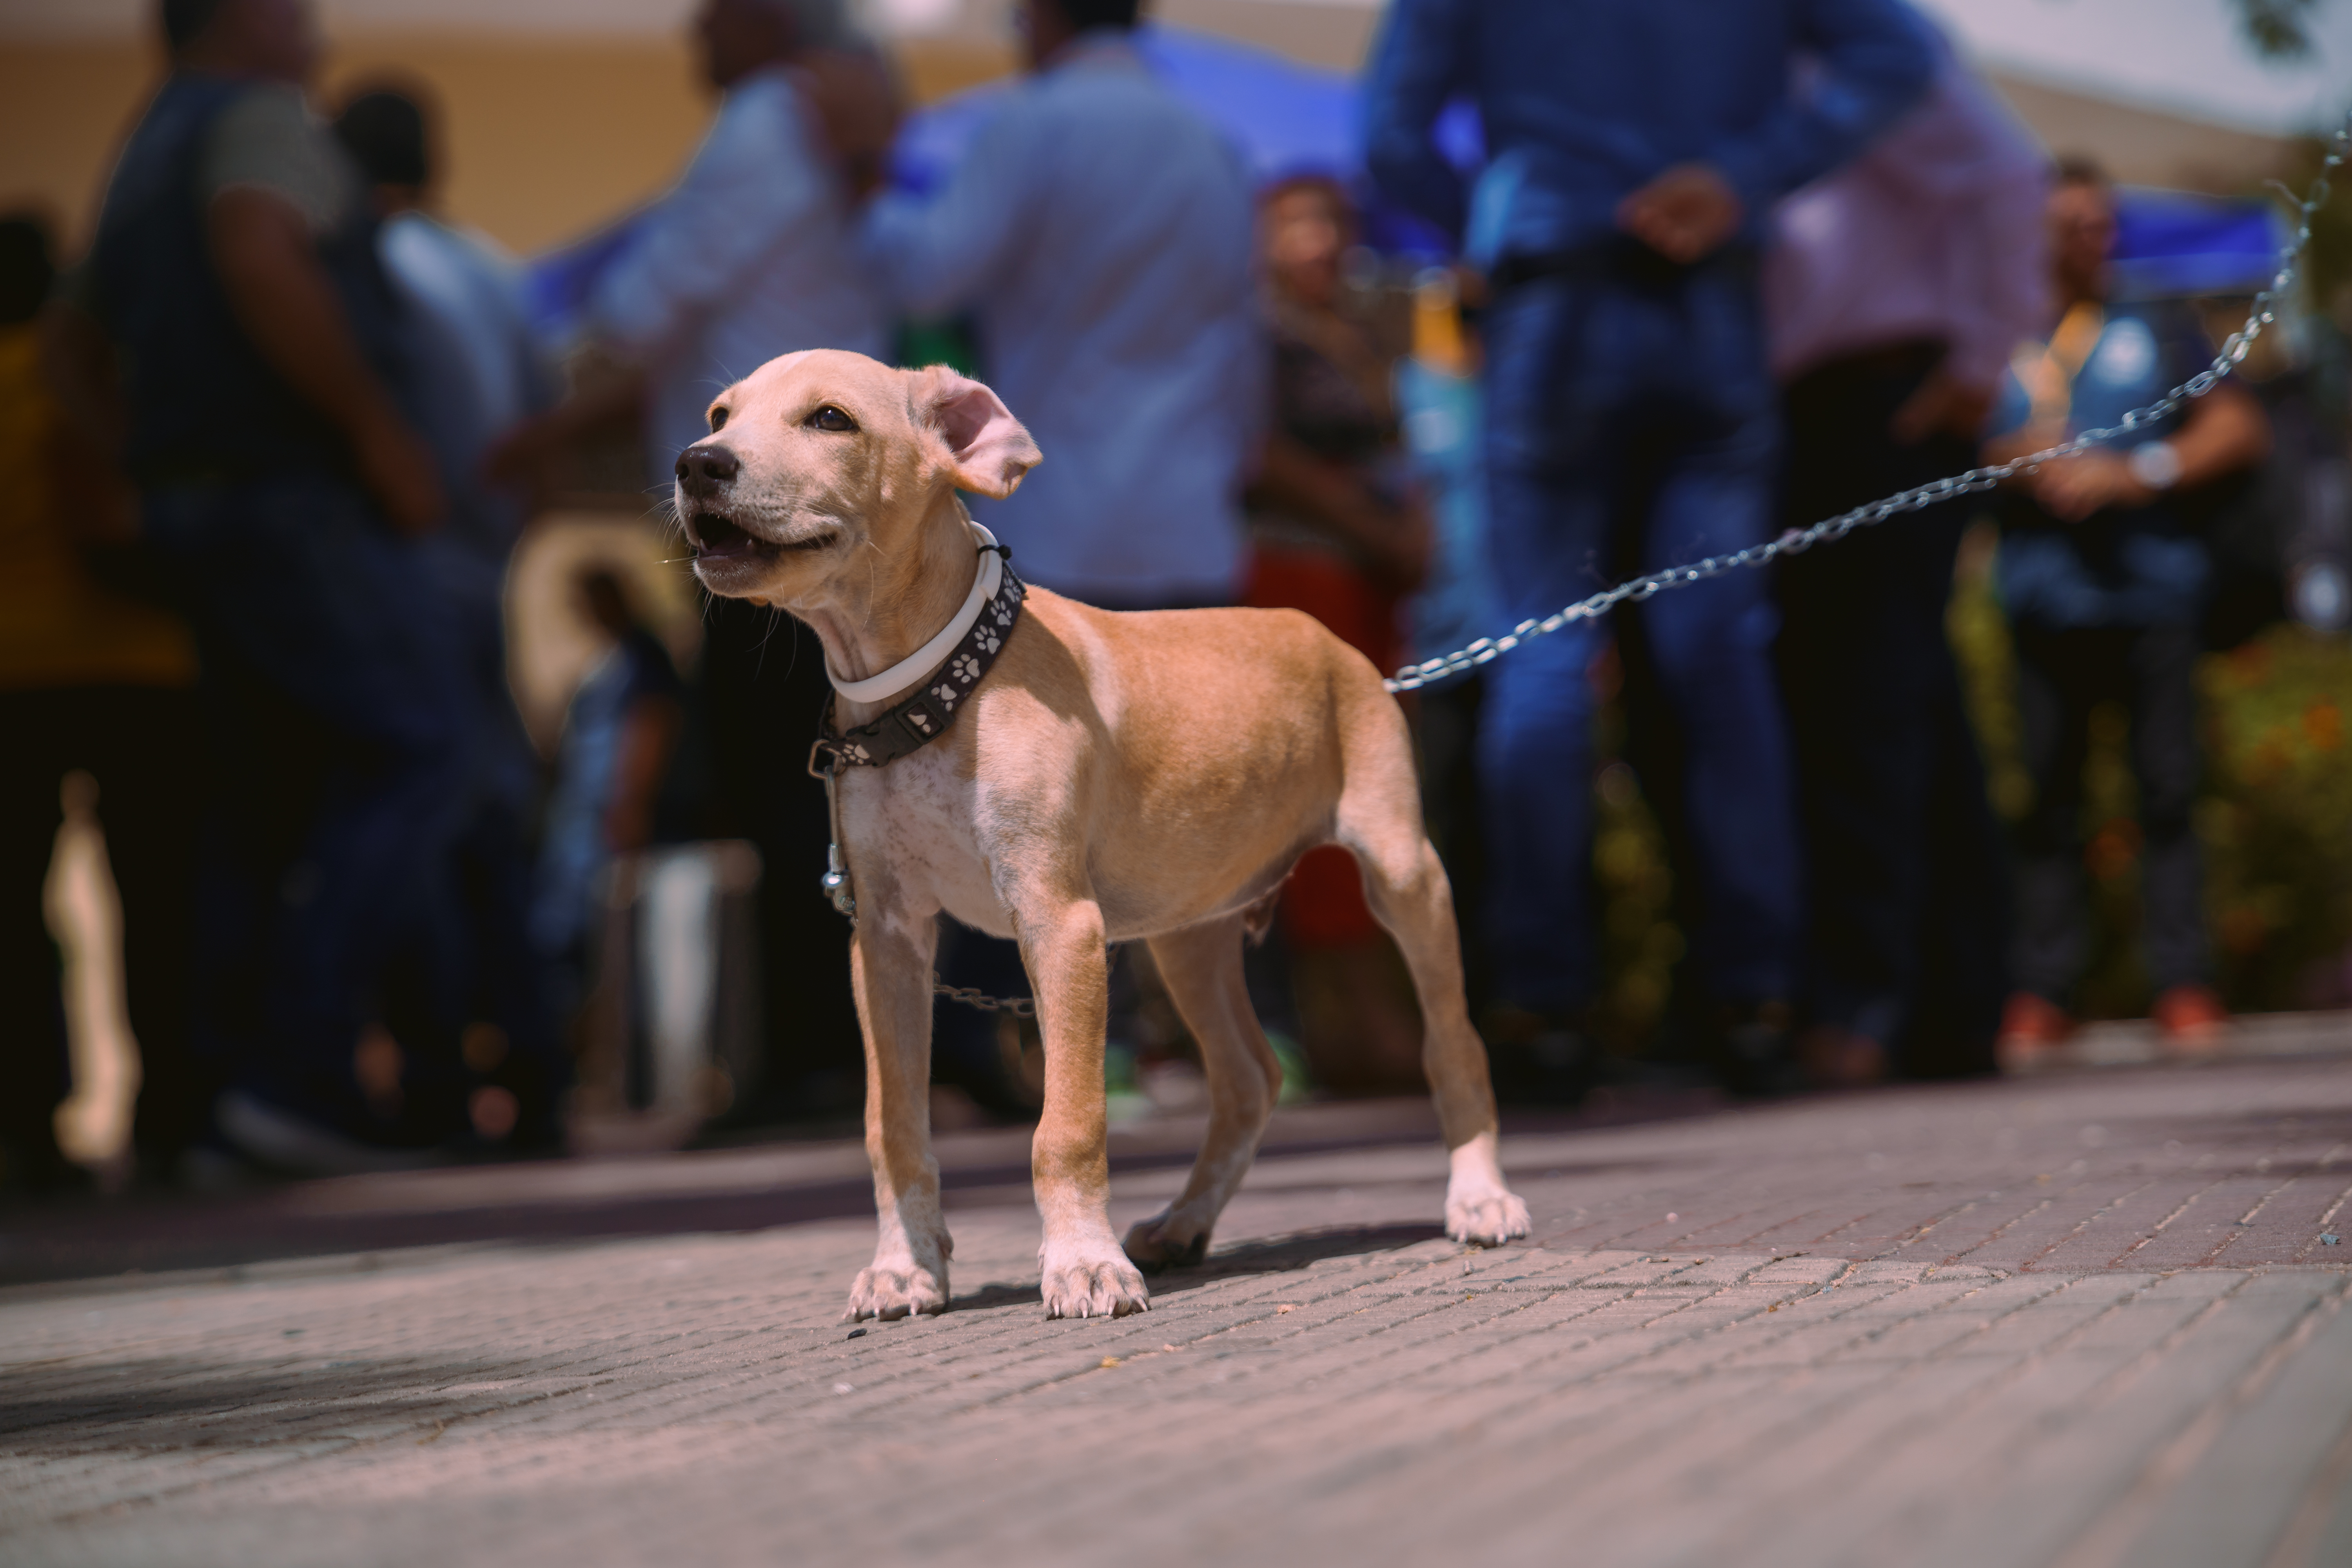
[675,443,740,497]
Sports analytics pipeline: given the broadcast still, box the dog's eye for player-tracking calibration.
[708,407,730,432]
[807,406,858,434]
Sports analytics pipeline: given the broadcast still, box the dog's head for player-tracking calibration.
[673,349,1041,605]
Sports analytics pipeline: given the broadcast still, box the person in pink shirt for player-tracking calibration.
[1764,17,2049,1085]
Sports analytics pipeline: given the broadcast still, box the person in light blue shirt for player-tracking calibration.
[858,0,1260,608]
[1364,0,1931,1092]
[498,0,891,495]
[336,85,570,1148]
[1394,267,1502,1019]
[1394,275,1498,675]
[378,208,548,558]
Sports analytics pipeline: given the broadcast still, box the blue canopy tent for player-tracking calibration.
[887,24,1475,252]
[2110,188,2294,301]
[891,25,1359,194]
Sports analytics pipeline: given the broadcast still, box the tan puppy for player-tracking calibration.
[677,348,1528,1321]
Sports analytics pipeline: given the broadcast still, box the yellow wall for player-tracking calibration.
[0,40,156,250]
[0,31,1017,260]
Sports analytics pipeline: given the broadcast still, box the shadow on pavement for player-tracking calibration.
[945,1223,1451,1314]
[1152,1223,1451,1294]
[0,1354,568,1455]
[0,1094,1708,1291]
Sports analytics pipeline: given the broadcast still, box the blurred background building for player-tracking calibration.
[5,0,2348,261]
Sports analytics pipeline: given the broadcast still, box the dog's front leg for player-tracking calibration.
[1020,895,1149,1319]
[844,907,953,1321]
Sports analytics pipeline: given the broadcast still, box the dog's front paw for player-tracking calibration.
[844,1264,949,1322]
[1122,1210,1210,1274]
[1445,1185,1532,1247]
[1040,1245,1150,1319]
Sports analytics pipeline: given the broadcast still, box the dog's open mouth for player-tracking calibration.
[685,514,840,561]
[685,512,769,559]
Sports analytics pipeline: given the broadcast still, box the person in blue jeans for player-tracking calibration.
[71,0,468,1169]
[1364,0,1933,1090]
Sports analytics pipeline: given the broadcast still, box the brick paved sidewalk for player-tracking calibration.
[4,1033,2350,1568]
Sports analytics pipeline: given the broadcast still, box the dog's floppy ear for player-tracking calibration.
[911,365,1041,499]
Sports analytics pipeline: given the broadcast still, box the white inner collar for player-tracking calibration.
[828,520,1003,706]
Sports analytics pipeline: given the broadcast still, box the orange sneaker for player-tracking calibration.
[1997,992,2073,1073]
[2153,985,2229,1053]
[1798,1026,1888,1089]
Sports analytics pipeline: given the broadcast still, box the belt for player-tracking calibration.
[1490,237,1760,293]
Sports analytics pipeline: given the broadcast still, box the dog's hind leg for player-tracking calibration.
[1336,710,1532,1248]
[844,908,955,1321]
[1123,914,1282,1272]
[1016,891,1151,1318]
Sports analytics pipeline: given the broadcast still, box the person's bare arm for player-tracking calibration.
[1982,421,2050,469]
[1889,368,1996,446]
[603,693,683,853]
[484,364,646,502]
[1253,436,1431,592]
[38,300,124,458]
[797,46,902,201]
[208,184,443,532]
[2026,381,2270,523]
[36,301,142,545]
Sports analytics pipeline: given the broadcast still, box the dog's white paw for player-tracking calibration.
[1041,1246,1151,1319]
[843,1264,949,1322]
[1122,1209,1210,1274]
[1446,1186,1532,1247]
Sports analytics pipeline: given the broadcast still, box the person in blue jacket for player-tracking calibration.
[1363,0,1932,1091]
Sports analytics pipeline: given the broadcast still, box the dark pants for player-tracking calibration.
[699,598,865,1117]
[1414,672,1490,1013]
[2010,620,2209,1003]
[143,474,470,1132]
[383,539,567,1140]
[1479,250,1799,1012]
[1776,343,2007,1073]
[0,686,203,1189]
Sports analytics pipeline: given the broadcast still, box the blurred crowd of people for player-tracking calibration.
[0,0,2305,1195]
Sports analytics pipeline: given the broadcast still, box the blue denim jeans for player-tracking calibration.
[145,472,471,1132]
[1477,254,1800,1012]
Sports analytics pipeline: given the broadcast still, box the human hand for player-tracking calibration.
[1314,468,1429,591]
[1891,368,1995,446]
[484,413,563,499]
[798,47,901,196]
[356,414,446,536]
[78,473,145,547]
[1616,164,1743,265]
[603,796,652,854]
[2029,450,2151,523]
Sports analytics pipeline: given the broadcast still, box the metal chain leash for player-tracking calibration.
[931,979,1038,1019]
[916,117,2348,1016]
[1385,115,2352,695]
[820,755,1049,1017]
[933,946,1121,1018]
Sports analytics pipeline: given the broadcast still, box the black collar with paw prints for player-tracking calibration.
[808,545,1027,776]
